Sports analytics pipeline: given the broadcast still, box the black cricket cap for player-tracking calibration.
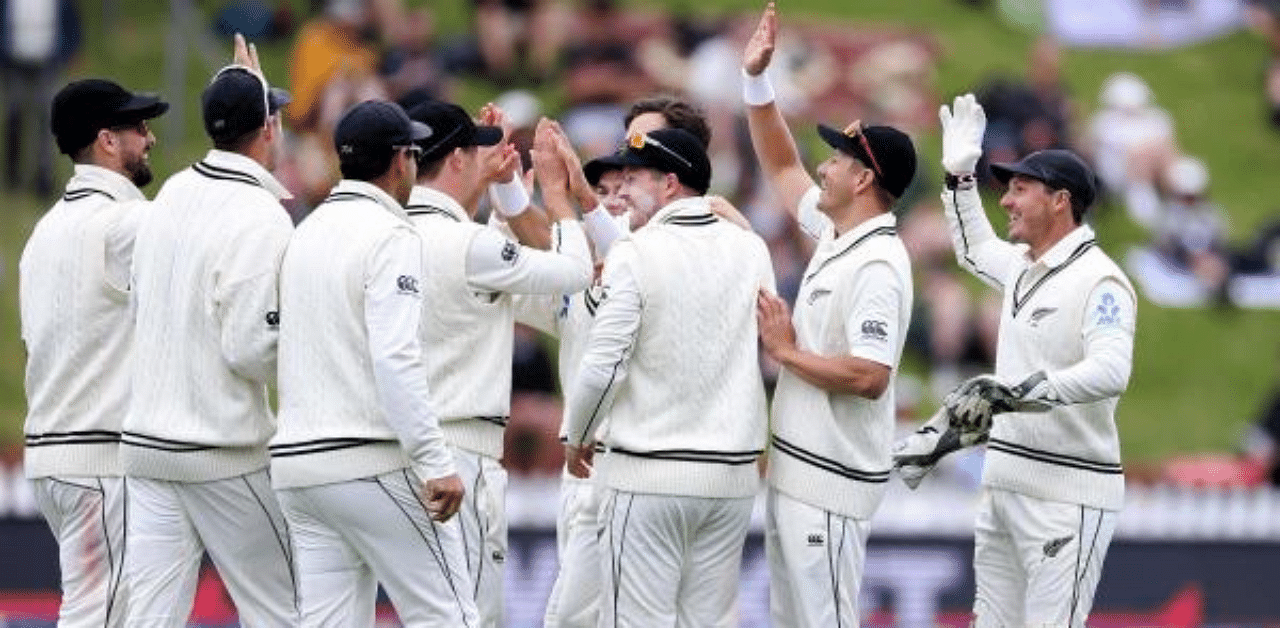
[583,151,628,187]
[616,128,711,195]
[334,100,431,168]
[990,149,1097,211]
[202,65,291,144]
[405,99,503,164]
[817,122,917,199]
[51,79,169,155]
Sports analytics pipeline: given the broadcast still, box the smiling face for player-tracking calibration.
[814,149,872,216]
[595,168,627,217]
[619,167,669,230]
[111,120,158,188]
[999,174,1072,256]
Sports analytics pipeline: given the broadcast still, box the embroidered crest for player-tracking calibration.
[500,240,520,265]
[1094,292,1121,327]
[396,275,419,294]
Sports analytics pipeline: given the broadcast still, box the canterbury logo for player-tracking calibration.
[396,275,419,294]
[806,533,824,547]
[1043,535,1073,558]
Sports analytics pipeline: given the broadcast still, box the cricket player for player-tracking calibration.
[271,99,478,627]
[563,127,776,628]
[121,38,297,628]
[20,78,167,628]
[741,4,917,625]
[938,93,1136,627]
[402,99,592,628]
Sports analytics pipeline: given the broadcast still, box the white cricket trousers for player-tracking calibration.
[450,446,507,628]
[598,489,753,628]
[972,488,1118,628]
[32,476,128,628]
[543,474,603,628]
[765,488,871,628]
[276,468,479,628]
[123,470,296,628]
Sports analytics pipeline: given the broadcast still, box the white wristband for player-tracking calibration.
[582,205,622,259]
[742,68,775,107]
[490,175,530,217]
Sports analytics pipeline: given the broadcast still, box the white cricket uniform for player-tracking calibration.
[766,187,913,628]
[564,197,776,628]
[122,150,296,628]
[271,180,477,628]
[942,186,1136,628]
[406,185,592,628]
[513,205,625,628]
[20,165,147,628]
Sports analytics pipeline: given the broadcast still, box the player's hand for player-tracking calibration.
[708,196,751,230]
[549,124,598,211]
[743,2,778,77]
[422,473,465,522]
[944,374,1004,433]
[757,290,797,362]
[565,444,595,479]
[939,93,986,175]
[231,33,264,75]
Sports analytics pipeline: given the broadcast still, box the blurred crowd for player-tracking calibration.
[3,0,1280,486]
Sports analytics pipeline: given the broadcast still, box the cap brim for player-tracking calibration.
[268,87,292,113]
[816,124,855,155]
[989,161,1043,186]
[409,120,433,142]
[583,153,628,185]
[471,125,503,147]
[117,94,170,121]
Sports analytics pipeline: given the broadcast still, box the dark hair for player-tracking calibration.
[1044,182,1087,224]
[339,149,397,181]
[213,126,263,154]
[625,96,711,148]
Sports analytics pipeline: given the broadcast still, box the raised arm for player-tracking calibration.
[938,93,1023,291]
[743,2,816,219]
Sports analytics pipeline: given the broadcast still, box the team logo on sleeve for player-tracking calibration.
[1094,293,1121,327]
[500,240,520,265]
[265,311,280,327]
[396,275,420,295]
[860,319,889,342]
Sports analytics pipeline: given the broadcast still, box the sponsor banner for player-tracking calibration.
[3,520,1279,626]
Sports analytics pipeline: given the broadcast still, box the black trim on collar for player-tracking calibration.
[803,225,897,284]
[323,191,380,205]
[662,213,717,226]
[988,438,1123,474]
[771,434,890,483]
[193,161,263,188]
[583,287,603,317]
[1011,239,1096,318]
[405,204,461,221]
[63,188,117,202]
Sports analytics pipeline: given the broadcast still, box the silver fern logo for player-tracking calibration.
[1043,535,1073,558]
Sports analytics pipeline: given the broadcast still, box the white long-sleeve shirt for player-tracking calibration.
[942,186,1136,509]
[271,180,455,488]
[564,196,776,498]
[406,185,591,458]
[123,150,294,482]
[21,165,148,478]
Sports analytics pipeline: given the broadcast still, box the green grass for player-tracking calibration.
[2,0,1278,466]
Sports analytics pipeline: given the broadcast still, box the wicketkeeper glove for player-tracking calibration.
[892,405,989,490]
[945,372,1057,433]
[939,93,987,175]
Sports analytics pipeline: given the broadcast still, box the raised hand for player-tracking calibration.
[939,93,987,175]
[744,2,778,77]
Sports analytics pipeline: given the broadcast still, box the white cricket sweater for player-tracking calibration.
[406,185,590,459]
[943,187,1135,510]
[768,192,913,519]
[122,150,293,482]
[565,197,776,499]
[271,180,455,488]
[20,165,147,478]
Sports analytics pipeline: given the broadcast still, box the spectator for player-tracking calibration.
[1,0,81,197]
[472,0,568,84]
[974,36,1074,185]
[1149,155,1233,299]
[1084,71,1177,220]
[286,0,381,133]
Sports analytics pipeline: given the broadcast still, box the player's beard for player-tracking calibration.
[124,152,154,188]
